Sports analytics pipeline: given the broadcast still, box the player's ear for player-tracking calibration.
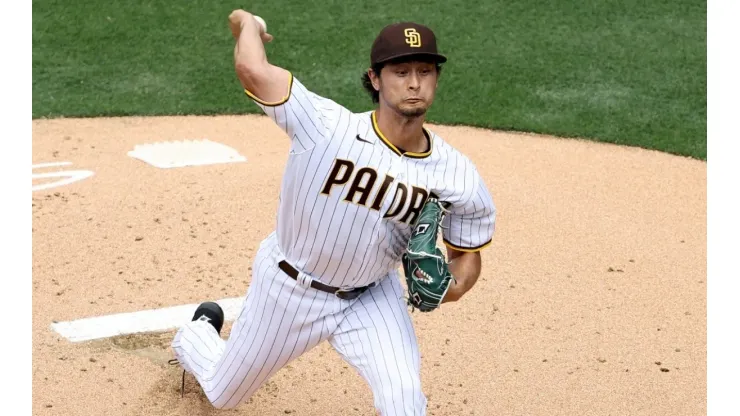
[368,68,380,91]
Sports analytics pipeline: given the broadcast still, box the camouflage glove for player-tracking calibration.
[402,197,455,312]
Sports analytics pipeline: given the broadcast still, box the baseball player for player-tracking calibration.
[170,10,496,415]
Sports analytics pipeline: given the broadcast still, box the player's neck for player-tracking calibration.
[374,106,429,154]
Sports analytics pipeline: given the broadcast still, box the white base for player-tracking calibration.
[127,139,246,168]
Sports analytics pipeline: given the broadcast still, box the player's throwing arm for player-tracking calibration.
[228,10,291,105]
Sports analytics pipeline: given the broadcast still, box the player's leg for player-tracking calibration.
[329,273,426,416]
[171,235,341,409]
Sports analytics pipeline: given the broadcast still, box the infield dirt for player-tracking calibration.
[32,114,706,415]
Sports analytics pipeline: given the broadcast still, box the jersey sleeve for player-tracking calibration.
[244,73,342,153]
[441,171,496,252]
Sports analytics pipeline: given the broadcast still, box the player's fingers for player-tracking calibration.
[262,33,274,43]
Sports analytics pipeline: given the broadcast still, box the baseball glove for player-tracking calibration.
[402,197,455,312]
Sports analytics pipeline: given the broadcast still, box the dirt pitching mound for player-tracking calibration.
[32,115,706,416]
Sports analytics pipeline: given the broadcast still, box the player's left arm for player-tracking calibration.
[439,168,496,303]
[442,248,482,303]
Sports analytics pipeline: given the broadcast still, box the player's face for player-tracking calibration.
[375,60,439,118]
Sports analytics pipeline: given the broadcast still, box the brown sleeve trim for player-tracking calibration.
[443,237,493,253]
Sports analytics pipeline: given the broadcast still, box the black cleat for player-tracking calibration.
[191,301,224,335]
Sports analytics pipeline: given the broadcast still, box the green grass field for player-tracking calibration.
[32,0,706,159]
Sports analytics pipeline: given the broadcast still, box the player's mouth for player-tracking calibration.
[404,98,423,104]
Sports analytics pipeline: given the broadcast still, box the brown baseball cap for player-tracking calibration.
[370,22,447,66]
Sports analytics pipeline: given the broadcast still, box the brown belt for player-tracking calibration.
[277,260,371,300]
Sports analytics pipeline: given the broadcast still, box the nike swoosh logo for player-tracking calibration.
[356,134,373,144]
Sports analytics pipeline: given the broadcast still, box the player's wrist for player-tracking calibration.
[239,17,258,34]
[442,284,461,303]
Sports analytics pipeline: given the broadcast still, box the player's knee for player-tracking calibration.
[378,376,426,415]
[210,398,238,410]
[207,389,255,410]
[203,380,254,410]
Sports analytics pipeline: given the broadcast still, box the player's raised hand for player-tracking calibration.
[228,9,273,43]
[228,9,249,37]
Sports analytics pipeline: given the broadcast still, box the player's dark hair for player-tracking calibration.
[361,58,443,104]
[361,63,385,104]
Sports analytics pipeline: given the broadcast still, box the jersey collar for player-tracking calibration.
[370,111,433,159]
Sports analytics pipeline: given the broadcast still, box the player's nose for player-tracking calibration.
[408,75,421,90]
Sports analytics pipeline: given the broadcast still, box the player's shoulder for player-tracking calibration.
[334,109,377,140]
[427,128,481,173]
[288,75,352,117]
[352,109,375,126]
[427,128,494,206]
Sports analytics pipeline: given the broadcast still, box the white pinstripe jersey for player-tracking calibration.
[246,74,496,288]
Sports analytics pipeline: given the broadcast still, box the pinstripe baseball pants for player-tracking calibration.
[172,233,427,415]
